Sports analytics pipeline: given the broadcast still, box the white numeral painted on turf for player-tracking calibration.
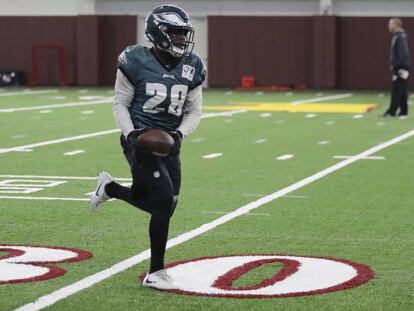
[143,83,188,117]
[0,245,92,284]
[0,179,66,194]
[144,255,374,298]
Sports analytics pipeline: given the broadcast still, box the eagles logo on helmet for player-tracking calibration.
[145,4,195,58]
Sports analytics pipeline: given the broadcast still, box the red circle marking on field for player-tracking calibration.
[0,244,93,284]
[138,254,375,298]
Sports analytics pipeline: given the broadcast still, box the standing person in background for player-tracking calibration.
[383,17,411,118]
[90,4,206,289]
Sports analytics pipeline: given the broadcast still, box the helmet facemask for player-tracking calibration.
[145,5,195,58]
[162,26,194,58]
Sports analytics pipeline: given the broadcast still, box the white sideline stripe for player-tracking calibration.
[291,93,353,105]
[14,128,414,311]
[0,98,113,113]
[0,129,120,154]
[334,155,385,160]
[0,174,131,181]
[0,196,89,202]
[0,89,58,97]
[0,110,246,154]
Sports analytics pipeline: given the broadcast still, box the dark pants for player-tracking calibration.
[386,77,409,116]
[106,135,181,273]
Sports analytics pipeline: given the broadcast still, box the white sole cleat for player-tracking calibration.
[142,269,179,290]
[90,171,113,212]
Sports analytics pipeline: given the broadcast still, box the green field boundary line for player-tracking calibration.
[14,128,414,311]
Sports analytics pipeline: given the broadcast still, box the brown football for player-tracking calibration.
[137,129,174,156]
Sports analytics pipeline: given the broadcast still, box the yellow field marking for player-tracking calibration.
[204,102,377,114]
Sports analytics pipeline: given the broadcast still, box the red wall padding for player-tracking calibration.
[208,16,313,88]
[208,16,414,89]
[0,15,413,88]
[0,17,76,85]
[337,17,414,89]
[0,16,136,86]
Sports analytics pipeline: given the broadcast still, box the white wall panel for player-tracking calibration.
[95,0,320,16]
[0,0,94,15]
[0,0,412,17]
[333,0,414,16]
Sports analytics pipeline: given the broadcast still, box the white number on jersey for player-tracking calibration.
[143,83,188,117]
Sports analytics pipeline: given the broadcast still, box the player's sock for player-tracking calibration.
[105,182,152,214]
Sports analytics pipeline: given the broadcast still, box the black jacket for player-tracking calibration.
[390,30,411,74]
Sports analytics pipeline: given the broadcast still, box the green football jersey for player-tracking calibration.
[118,44,206,132]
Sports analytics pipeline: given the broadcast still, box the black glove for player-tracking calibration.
[169,131,183,155]
[127,128,147,149]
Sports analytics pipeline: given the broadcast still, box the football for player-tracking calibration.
[137,129,174,156]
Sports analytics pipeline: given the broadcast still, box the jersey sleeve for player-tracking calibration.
[191,56,207,89]
[117,45,140,85]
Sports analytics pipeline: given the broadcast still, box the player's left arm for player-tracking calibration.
[177,85,203,138]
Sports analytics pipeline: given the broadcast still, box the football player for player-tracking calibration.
[90,4,206,289]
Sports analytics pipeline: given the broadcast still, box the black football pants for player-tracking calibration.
[386,77,409,116]
[106,135,181,273]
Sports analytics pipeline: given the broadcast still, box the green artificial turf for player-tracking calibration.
[0,88,413,310]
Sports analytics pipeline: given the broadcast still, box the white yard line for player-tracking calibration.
[318,140,330,145]
[201,211,271,216]
[0,98,113,113]
[63,150,85,156]
[0,174,131,181]
[202,153,223,159]
[0,90,58,97]
[201,110,247,118]
[291,93,353,105]
[334,155,385,160]
[0,196,89,202]
[14,128,414,311]
[1,111,247,154]
[0,129,120,154]
[276,154,294,160]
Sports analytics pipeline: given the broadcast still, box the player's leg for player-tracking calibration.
[385,80,401,116]
[146,157,176,273]
[146,155,181,275]
[140,156,184,290]
[165,155,181,216]
[93,135,153,213]
[398,79,409,116]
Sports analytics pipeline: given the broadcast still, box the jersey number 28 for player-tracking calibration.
[143,83,188,117]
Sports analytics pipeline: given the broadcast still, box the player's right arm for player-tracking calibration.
[113,69,135,138]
